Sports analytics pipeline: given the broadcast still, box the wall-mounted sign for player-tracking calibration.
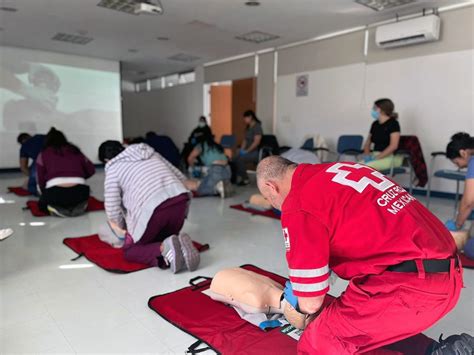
[296,74,309,97]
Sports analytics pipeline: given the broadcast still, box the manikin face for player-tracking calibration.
[258,180,285,211]
[452,150,470,168]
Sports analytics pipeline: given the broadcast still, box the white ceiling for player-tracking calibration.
[0,0,469,82]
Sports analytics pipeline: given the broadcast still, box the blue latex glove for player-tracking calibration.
[445,219,459,231]
[284,281,299,309]
[239,149,247,156]
[363,155,375,163]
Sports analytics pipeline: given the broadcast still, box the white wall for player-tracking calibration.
[276,49,474,192]
[122,82,201,147]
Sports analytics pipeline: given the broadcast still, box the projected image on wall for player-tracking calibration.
[0,47,122,168]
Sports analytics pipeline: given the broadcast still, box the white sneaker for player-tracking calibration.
[162,235,185,273]
[216,180,234,199]
[0,228,13,241]
[178,233,200,272]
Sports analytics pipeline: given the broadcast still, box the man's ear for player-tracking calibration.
[265,180,279,194]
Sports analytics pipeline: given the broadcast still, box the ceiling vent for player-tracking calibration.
[0,6,18,12]
[235,31,279,44]
[168,53,201,63]
[187,20,216,30]
[355,0,417,12]
[52,33,94,45]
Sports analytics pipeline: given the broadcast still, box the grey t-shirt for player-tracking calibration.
[244,123,263,150]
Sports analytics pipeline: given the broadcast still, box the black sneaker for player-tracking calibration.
[237,179,250,186]
[429,333,474,355]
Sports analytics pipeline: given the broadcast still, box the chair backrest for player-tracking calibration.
[301,138,314,151]
[220,135,236,149]
[337,135,363,154]
[260,135,279,152]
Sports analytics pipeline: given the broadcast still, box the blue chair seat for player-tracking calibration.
[380,167,406,176]
[433,170,466,181]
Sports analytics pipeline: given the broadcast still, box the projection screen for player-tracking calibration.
[0,46,122,168]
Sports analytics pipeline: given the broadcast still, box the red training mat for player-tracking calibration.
[459,253,474,269]
[148,264,433,355]
[8,186,32,196]
[230,204,281,220]
[25,196,105,217]
[63,234,210,274]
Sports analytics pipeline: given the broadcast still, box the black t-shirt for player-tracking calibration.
[370,118,400,152]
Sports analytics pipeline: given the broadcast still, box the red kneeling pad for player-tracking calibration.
[148,264,434,355]
[8,186,32,196]
[25,196,105,217]
[230,204,281,220]
[63,234,209,274]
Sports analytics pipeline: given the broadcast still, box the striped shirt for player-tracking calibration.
[104,143,188,242]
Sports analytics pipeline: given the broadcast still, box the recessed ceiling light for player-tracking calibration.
[157,36,169,41]
[128,49,139,53]
[354,0,417,12]
[235,30,279,44]
[245,1,260,6]
[52,32,94,45]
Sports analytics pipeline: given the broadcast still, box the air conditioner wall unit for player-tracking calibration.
[375,15,441,49]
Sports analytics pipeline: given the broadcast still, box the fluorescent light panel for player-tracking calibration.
[97,0,138,15]
[355,0,417,11]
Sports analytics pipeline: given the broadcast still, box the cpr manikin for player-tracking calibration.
[208,268,315,330]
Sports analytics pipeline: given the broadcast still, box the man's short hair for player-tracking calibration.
[256,156,297,183]
[17,133,31,144]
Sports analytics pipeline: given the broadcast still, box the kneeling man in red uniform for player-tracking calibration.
[257,156,472,355]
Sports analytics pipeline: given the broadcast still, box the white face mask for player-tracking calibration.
[198,122,206,128]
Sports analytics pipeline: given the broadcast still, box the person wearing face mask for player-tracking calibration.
[189,116,212,146]
[361,98,402,171]
[255,155,470,355]
[444,133,474,236]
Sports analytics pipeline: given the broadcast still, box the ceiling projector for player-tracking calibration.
[134,1,163,15]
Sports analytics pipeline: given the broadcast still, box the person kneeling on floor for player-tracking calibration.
[187,133,233,198]
[257,156,472,355]
[36,128,95,216]
[98,141,199,273]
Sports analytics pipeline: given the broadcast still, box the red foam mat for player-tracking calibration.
[459,253,474,269]
[230,204,281,220]
[8,186,32,196]
[63,234,210,274]
[25,196,105,217]
[148,264,434,355]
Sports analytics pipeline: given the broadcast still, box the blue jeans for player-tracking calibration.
[234,151,259,181]
[28,162,38,195]
[197,165,231,196]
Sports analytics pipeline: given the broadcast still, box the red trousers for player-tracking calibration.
[298,259,463,354]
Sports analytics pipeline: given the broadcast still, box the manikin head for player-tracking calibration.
[256,156,297,210]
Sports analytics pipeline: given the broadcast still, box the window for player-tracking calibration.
[134,71,195,92]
